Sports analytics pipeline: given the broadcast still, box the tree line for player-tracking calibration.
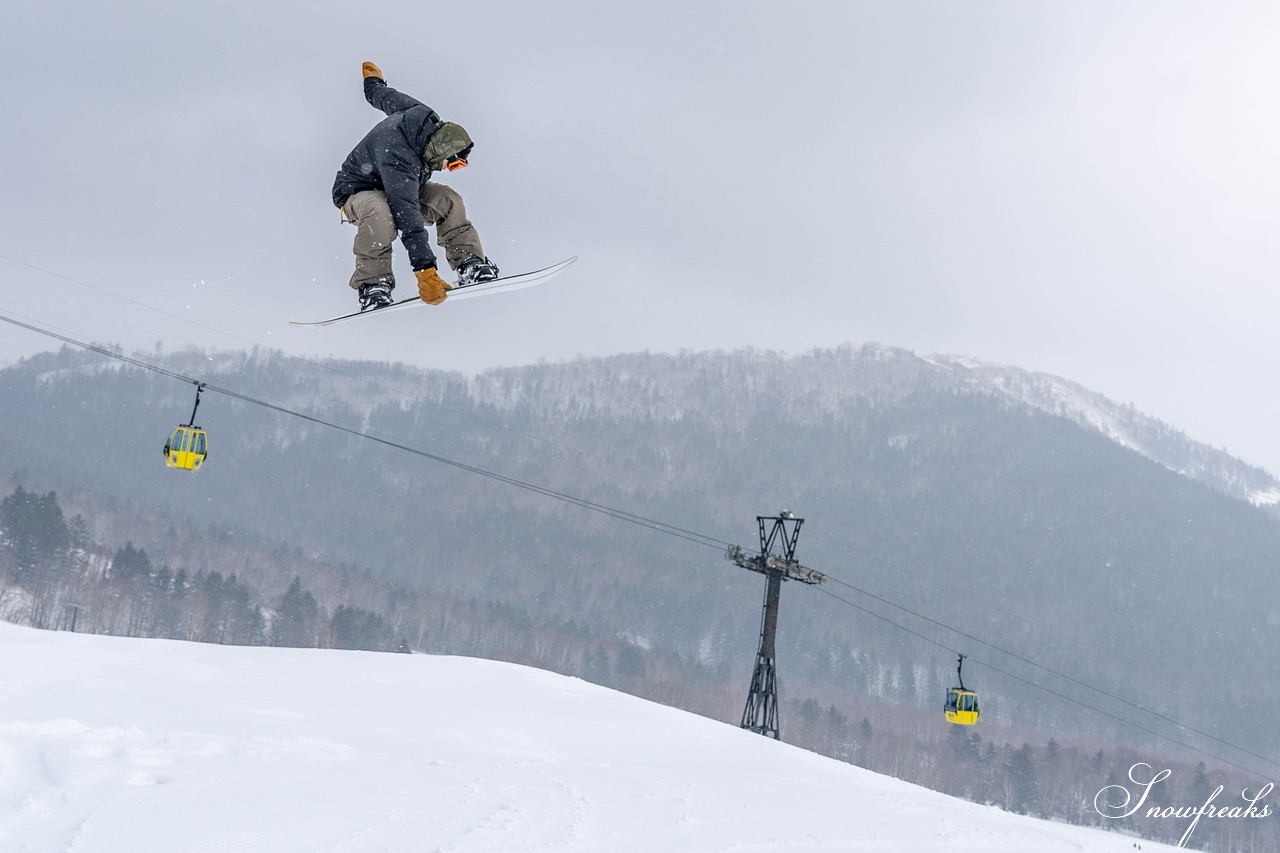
[783,699,1277,851]
[4,483,1277,851]
[0,485,397,651]
[5,346,1279,762]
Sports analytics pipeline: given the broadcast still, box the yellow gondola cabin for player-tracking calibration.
[945,688,980,725]
[944,654,980,725]
[164,382,208,471]
[164,425,207,470]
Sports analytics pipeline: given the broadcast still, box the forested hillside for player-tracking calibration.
[2,344,1278,849]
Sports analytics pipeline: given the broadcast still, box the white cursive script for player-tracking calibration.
[1094,763,1274,848]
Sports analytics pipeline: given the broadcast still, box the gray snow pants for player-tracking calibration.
[341,183,486,290]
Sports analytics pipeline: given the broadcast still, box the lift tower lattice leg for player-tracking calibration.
[742,567,783,737]
[726,511,826,740]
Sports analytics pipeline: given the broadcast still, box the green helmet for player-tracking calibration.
[423,122,474,172]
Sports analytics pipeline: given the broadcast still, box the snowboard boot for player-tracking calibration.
[457,256,500,286]
[358,280,394,311]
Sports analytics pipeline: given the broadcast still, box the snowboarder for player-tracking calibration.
[332,61,499,311]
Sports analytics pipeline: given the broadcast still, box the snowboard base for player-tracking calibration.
[290,256,577,327]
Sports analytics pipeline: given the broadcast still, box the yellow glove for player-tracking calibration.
[362,61,383,80]
[416,267,452,305]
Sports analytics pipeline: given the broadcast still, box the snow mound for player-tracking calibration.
[0,623,1175,852]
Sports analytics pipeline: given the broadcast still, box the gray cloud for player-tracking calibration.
[3,1,1278,473]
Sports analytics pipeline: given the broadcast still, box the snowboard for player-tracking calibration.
[290,256,578,327]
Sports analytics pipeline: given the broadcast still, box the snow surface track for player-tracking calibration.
[0,623,1177,852]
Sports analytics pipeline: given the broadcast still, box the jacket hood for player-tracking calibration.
[398,104,445,157]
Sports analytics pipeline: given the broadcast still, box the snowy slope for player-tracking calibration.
[0,623,1177,853]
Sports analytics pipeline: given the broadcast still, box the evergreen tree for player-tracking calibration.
[977,741,999,805]
[823,704,850,759]
[1007,743,1040,816]
[582,645,611,683]
[111,541,153,579]
[331,604,389,651]
[274,576,320,647]
[946,725,982,765]
[67,515,89,551]
[850,717,874,767]
[1,486,70,571]
[616,644,646,680]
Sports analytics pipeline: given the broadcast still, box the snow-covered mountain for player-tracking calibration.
[0,622,1180,853]
[370,342,1279,508]
[23,342,1279,508]
[926,352,1280,507]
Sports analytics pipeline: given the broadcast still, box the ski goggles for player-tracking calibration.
[444,154,469,172]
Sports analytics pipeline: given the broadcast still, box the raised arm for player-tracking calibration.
[359,61,428,116]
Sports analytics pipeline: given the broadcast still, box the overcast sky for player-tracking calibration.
[3,1,1279,474]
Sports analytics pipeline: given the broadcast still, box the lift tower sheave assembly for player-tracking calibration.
[726,510,826,740]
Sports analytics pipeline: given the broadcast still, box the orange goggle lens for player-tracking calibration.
[444,156,469,172]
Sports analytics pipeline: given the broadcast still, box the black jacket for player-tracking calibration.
[332,77,443,271]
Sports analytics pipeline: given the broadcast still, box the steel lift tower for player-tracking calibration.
[726,510,826,739]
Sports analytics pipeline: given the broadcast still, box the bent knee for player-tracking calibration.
[420,182,464,216]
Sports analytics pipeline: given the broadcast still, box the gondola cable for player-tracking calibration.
[0,310,732,553]
[0,254,758,520]
[813,584,1278,779]
[2,307,1277,780]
